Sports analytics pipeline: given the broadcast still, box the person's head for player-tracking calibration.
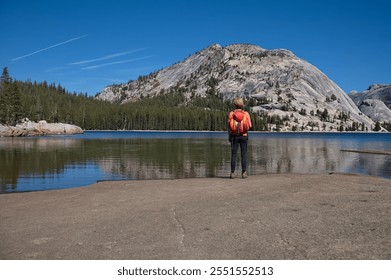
[233,97,244,109]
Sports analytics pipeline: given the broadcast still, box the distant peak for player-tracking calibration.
[367,84,389,91]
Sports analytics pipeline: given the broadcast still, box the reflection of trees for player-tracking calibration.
[0,137,232,192]
[2,133,390,192]
[0,138,85,192]
[97,138,231,179]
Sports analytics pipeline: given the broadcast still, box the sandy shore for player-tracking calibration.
[0,173,390,260]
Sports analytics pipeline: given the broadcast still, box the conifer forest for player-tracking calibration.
[1,68,390,132]
[0,68,272,131]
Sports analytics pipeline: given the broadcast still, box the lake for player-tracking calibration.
[1,131,390,193]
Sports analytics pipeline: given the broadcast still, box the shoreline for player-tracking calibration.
[84,129,390,133]
[1,128,389,138]
[1,171,390,195]
[341,149,391,156]
[1,173,390,260]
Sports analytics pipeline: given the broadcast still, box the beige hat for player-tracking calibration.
[233,97,244,108]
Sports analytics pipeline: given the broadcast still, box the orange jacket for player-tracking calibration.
[228,109,252,136]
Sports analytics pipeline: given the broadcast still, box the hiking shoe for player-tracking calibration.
[230,172,235,179]
[242,171,248,179]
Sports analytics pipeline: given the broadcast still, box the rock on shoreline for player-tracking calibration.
[0,120,83,137]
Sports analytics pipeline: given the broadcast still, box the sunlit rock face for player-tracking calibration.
[348,84,391,123]
[96,43,374,131]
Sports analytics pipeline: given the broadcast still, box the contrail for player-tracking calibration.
[70,48,147,65]
[82,55,153,70]
[11,34,89,62]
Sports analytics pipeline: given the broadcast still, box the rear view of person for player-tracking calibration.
[228,97,252,179]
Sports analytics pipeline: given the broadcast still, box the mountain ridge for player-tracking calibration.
[96,43,375,131]
[348,84,391,123]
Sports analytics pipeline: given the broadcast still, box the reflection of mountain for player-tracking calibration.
[249,137,343,174]
[97,139,231,179]
[340,151,391,177]
[1,133,390,192]
[92,135,391,181]
[248,136,391,177]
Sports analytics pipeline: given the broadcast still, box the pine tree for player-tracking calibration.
[0,69,22,125]
[9,82,22,125]
[0,67,12,83]
[0,86,7,124]
[0,67,12,124]
[374,121,381,131]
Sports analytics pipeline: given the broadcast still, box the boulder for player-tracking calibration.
[0,120,83,137]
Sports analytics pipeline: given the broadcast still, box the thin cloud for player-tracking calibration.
[11,34,89,62]
[44,66,69,73]
[82,56,153,70]
[69,48,147,65]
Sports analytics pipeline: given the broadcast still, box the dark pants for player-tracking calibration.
[230,135,248,173]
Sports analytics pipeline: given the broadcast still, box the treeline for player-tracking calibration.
[18,87,267,131]
[0,68,269,131]
[1,67,390,132]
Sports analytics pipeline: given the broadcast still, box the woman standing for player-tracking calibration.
[228,97,252,179]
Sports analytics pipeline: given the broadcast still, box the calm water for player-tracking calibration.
[1,131,390,193]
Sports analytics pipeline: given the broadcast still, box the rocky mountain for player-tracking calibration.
[348,84,391,123]
[96,43,374,131]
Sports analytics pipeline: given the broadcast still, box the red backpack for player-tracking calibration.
[229,109,250,135]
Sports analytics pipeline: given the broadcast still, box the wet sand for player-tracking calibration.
[0,173,390,260]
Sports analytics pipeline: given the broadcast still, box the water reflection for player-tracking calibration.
[0,132,390,193]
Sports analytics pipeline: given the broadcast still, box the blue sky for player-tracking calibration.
[1,0,390,96]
